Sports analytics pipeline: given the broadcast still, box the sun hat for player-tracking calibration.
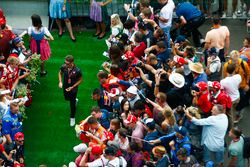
[126,86,138,95]
[152,146,166,155]
[169,73,185,88]
[124,114,137,124]
[189,62,204,74]
[73,143,87,153]
[108,88,120,97]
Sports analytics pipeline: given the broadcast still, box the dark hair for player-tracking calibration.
[212,15,221,25]
[118,128,127,138]
[177,148,188,157]
[156,41,166,49]
[110,118,121,130]
[139,0,150,8]
[92,88,101,95]
[134,100,145,110]
[141,8,152,18]
[87,116,98,124]
[231,127,242,138]
[97,71,108,79]
[227,64,236,74]
[120,98,131,114]
[138,22,147,31]
[185,46,195,58]
[110,64,121,77]
[65,55,74,63]
[129,142,142,152]
[109,45,122,63]
[105,146,116,156]
[134,31,143,43]
[31,14,42,29]
[155,28,164,38]
[91,106,101,112]
[124,19,135,29]
[244,37,250,44]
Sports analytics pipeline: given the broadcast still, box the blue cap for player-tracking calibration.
[12,37,23,45]
[208,47,218,56]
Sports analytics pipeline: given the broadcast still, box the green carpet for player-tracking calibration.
[23,31,107,166]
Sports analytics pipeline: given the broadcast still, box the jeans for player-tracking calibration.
[180,14,205,47]
[162,26,171,48]
[203,145,224,165]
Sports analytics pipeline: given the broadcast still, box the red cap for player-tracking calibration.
[108,88,120,97]
[125,51,135,60]
[9,53,18,58]
[0,17,6,26]
[14,132,24,141]
[209,81,221,90]
[173,56,186,66]
[124,115,137,124]
[104,131,114,141]
[91,145,103,155]
[196,81,208,92]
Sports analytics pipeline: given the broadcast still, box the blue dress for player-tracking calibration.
[49,0,71,19]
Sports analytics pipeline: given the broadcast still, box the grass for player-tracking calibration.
[22,31,107,166]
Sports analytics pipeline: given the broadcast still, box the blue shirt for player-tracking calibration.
[159,132,191,166]
[100,109,110,129]
[144,130,160,152]
[176,2,202,21]
[157,49,170,64]
[193,73,207,86]
[2,109,22,141]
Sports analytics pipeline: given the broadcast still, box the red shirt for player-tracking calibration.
[211,91,230,110]
[133,42,146,60]
[197,92,212,113]
[0,144,5,152]
[0,29,15,60]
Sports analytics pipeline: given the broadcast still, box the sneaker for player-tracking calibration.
[222,12,227,18]
[76,98,79,106]
[70,118,75,127]
[233,12,237,19]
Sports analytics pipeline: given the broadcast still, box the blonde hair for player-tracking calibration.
[162,106,176,126]
[230,50,240,59]
[111,14,123,29]
[7,56,19,65]
[186,106,201,119]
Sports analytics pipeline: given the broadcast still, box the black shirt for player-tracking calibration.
[60,64,82,90]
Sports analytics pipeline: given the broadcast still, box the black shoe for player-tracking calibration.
[58,31,64,37]
[93,32,101,37]
[40,71,47,76]
[71,37,76,42]
[97,34,106,39]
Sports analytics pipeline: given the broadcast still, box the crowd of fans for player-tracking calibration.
[68,0,250,167]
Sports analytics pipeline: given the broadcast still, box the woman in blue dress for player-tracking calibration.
[49,0,76,41]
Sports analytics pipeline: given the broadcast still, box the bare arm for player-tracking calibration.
[228,156,237,167]
[136,67,152,87]
[146,98,163,111]
[58,71,63,88]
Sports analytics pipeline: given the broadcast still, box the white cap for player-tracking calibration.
[73,143,87,153]
[126,86,138,95]
[68,162,77,167]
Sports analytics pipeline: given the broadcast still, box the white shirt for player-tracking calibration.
[159,0,175,28]
[28,26,52,37]
[192,114,228,152]
[220,74,241,102]
[87,155,109,167]
[106,156,127,167]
